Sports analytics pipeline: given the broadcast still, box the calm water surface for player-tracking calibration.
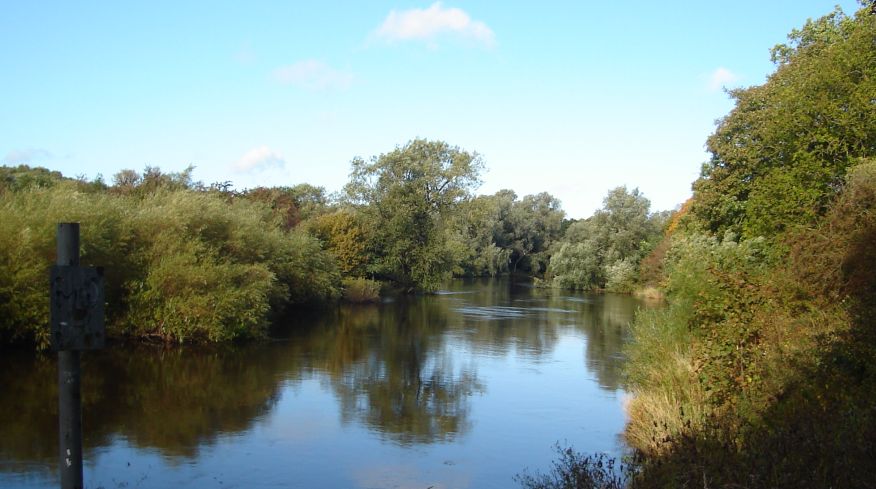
[0,279,648,488]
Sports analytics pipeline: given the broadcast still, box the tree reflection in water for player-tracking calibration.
[0,345,289,466]
[0,278,648,476]
[284,300,482,445]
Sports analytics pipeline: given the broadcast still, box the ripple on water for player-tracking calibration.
[454,305,527,320]
[454,304,576,319]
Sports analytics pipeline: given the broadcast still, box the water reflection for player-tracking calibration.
[0,278,646,484]
[286,303,482,445]
[0,345,288,467]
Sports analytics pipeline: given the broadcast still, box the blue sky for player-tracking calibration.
[1,1,862,218]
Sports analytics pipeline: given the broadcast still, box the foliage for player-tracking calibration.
[443,194,512,277]
[0,174,340,348]
[341,277,382,303]
[515,445,629,489]
[0,165,65,193]
[622,7,876,487]
[345,139,484,292]
[603,258,637,293]
[688,5,876,238]
[625,163,876,486]
[547,186,662,291]
[445,189,567,278]
[111,165,198,196]
[499,192,565,274]
[242,187,302,230]
[284,183,330,222]
[547,240,601,290]
[307,209,370,277]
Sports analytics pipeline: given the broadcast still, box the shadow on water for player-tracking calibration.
[0,277,649,480]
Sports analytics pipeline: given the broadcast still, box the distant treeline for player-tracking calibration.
[0,140,667,349]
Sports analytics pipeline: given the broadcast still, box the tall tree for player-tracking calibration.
[690,5,876,237]
[506,192,565,274]
[548,186,658,291]
[345,139,483,292]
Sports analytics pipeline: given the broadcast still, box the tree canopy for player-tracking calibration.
[689,5,876,238]
[345,139,484,292]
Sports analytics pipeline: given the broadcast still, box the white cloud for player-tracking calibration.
[233,146,285,173]
[374,2,495,47]
[3,147,53,164]
[272,60,353,91]
[707,67,740,91]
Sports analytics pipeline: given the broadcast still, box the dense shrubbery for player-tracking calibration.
[547,186,667,292]
[0,173,340,348]
[340,277,382,303]
[621,5,876,488]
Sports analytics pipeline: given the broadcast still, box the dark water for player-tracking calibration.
[0,279,647,489]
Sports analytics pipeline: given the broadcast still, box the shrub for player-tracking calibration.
[548,241,600,290]
[0,182,341,348]
[515,445,629,489]
[604,259,637,293]
[341,277,382,303]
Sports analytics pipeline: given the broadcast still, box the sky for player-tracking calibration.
[1,1,863,218]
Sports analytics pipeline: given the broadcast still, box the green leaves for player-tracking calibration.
[344,139,484,292]
[0,180,340,347]
[691,6,876,238]
[547,186,661,291]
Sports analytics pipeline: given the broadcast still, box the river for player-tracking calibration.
[0,278,647,489]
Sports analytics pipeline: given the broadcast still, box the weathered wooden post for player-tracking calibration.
[52,223,105,489]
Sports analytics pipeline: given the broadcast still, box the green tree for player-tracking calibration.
[495,191,565,274]
[285,183,330,222]
[0,165,64,193]
[243,187,301,231]
[547,186,658,290]
[690,5,876,237]
[345,139,484,292]
[444,194,511,277]
[307,209,370,277]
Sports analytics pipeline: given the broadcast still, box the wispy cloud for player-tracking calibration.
[707,67,740,91]
[2,147,53,164]
[272,60,353,91]
[374,2,495,48]
[233,146,285,173]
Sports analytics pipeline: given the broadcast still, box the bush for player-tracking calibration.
[623,160,876,487]
[548,241,601,290]
[0,182,341,347]
[341,277,382,303]
[515,445,629,489]
[604,259,637,293]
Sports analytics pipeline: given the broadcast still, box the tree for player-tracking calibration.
[307,209,370,277]
[547,186,658,290]
[345,139,484,292]
[689,5,876,238]
[494,191,565,274]
[243,187,301,231]
[443,194,512,277]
